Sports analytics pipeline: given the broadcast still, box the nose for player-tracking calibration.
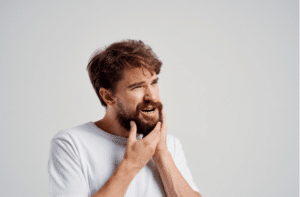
[143,86,156,102]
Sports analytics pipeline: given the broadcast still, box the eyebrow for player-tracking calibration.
[128,77,159,89]
[152,77,159,83]
[128,81,145,89]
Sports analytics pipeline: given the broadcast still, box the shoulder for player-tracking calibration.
[166,134,182,147]
[51,122,93,145]
[166,134,183,156]
[49,122,95,160]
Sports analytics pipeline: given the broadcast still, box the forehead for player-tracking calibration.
[116,67,157,88]
[123,67,156,82]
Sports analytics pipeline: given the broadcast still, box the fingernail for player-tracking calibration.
[130,121,133,126]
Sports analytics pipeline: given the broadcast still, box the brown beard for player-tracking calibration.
[116,99,163,137]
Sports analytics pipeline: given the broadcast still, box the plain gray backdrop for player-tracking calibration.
[0,0,298,196]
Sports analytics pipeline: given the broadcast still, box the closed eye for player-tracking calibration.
[132,86,141,90]
[152,78,159,85]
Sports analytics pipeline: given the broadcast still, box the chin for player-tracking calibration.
[136,123,156,137]
[136,115,161,137]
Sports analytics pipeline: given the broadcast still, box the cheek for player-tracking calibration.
[125,91,144,106]
[154,87,161,100]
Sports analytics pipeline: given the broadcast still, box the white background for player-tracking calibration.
[0,0,298,197]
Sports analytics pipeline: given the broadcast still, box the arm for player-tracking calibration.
[153,110,202,197]
[153,152,202,197]
[48,137,90,197]
[92,121,162,197]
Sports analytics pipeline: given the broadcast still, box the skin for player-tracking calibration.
[92,67,202,197]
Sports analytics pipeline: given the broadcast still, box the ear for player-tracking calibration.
[99,88,116,106]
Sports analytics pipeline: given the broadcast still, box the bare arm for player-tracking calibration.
[153,109,202,197]
[92,121,161,197]
[153,152,202,197]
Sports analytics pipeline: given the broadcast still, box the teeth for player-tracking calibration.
[142,108,155,113]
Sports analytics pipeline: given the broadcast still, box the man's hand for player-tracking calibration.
[151,110,202,197]
[91,121,162,197]
[153,109,169,158]
[123,121,161,171]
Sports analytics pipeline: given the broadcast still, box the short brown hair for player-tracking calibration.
[87,39,162,107]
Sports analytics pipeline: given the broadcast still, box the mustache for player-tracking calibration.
[136,100,163,112]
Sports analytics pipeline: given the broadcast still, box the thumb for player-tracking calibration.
[128,121,137,143]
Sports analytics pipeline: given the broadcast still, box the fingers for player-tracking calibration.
[161,108,167,131]
[128,121,137,144]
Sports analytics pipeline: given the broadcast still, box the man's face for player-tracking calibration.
[113,67,163,137]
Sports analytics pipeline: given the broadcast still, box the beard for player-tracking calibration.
[116,99,163,137]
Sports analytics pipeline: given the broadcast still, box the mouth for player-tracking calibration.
[141,107,155,113]
[137,102,162,120]
[139,105,158,118]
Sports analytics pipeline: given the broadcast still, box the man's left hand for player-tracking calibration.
[153,108,169,158]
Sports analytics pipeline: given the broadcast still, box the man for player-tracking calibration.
[48,40,202,197]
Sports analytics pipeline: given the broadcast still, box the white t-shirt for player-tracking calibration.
[48,121,199,197]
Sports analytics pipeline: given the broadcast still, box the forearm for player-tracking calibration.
[153,151,202,197]
[92,159,139,197]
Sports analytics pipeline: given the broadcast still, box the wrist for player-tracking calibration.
[153,149,171,162]
[119,158,140,178]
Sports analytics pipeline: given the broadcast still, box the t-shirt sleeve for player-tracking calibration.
[48,135,89,197]
[171,136,200,192]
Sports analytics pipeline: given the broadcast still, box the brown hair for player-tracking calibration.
[87,39,162,107]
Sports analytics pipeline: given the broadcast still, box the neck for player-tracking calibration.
[94,108,131,138]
